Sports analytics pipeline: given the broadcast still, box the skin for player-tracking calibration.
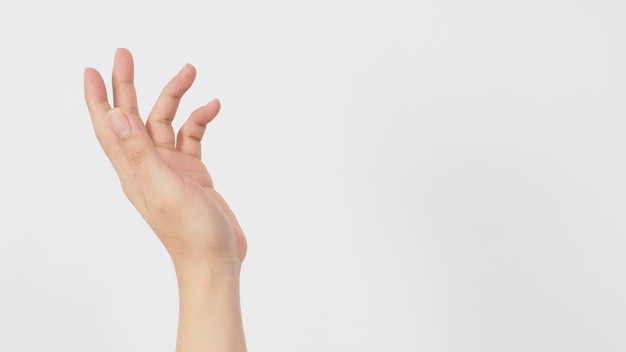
[84,48,247,352]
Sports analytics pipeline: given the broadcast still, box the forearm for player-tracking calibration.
[174,261,246,352]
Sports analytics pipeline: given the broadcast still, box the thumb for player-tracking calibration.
[107,108,172,189]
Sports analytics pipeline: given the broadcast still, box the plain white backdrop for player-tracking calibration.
[0,0,625,351]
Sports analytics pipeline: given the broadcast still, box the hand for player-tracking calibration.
[84,48,247,273]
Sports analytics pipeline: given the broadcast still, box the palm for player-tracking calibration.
[158,147,213,188]
[157,146,247,262]
[84,49,246,263]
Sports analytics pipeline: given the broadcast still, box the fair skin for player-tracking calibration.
[84,48,247,352]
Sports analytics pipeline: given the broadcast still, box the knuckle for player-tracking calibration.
[125,143,148,167]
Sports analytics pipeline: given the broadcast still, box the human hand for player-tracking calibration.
[84,49,247,274]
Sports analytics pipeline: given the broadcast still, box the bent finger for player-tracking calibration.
[146,64,196,149]
[176,99,221,159]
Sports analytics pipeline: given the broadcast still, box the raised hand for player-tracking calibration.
[85,48,248,351]
[84,48,247,271]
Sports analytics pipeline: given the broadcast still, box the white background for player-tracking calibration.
[0,0,625,351]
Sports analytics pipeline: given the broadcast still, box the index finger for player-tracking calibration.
[112,48,139,115]
[84,67,143,204]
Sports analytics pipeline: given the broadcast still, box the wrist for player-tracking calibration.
[173,256,241,285]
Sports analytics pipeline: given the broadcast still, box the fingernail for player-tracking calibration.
[108,109,132,138]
